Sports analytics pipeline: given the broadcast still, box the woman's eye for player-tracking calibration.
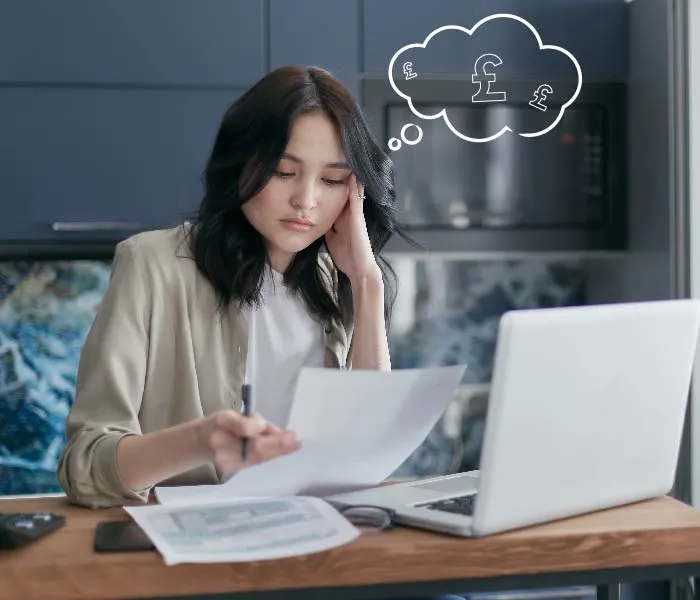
[322,178,344,186]
[275,171,294,178]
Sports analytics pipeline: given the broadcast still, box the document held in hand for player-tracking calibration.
[155,364,468,505]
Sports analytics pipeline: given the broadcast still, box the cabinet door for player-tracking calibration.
[0,88,240,241]
[0,0,265,86]
[362,0,628,80]
[269,0,360,99]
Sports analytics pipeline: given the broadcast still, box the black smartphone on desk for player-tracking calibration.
[94,520,155,553]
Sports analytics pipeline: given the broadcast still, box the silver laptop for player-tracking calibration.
[327,299,700,537]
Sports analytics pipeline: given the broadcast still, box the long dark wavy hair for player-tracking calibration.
[187,65,409,330]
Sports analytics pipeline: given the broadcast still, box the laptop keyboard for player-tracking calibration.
[417,493,477,516]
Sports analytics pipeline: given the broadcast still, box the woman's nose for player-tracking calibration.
[291,181,318,211]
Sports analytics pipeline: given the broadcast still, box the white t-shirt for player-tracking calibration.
[243,267,325,428]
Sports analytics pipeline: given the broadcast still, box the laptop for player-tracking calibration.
[327,299,700,537]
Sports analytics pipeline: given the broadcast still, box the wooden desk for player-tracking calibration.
[2,495,700,600]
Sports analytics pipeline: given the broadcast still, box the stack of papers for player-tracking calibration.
[125,496,360,565]
[129,365,467,564]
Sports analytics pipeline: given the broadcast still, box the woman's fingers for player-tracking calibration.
[347,172,358,200]
[209,419,300,472]
[212,410,267,438]
[261,421,283,435]
[250,430,301,464]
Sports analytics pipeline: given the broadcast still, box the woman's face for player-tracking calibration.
[241,112,352,272]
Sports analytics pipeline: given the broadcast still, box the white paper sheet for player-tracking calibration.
[125,496,360,565]
[155,364,467,505]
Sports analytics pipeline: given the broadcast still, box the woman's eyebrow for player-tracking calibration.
[282,152,350,169]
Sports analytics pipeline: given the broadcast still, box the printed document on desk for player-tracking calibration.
[125,496,360,565]
[156,364,467,505]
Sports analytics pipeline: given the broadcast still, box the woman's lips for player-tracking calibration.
[281,218,313,232]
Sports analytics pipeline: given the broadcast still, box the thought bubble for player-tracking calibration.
[387,14,583,143]
[387,123,423,152]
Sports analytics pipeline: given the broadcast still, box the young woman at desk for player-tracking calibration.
[57,66,464,600]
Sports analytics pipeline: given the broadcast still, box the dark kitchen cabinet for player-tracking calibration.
[0,87,240,241]
[361,0,628,81]
[269,0,360,98]
[0,0,265,86]
[0,0,633,249]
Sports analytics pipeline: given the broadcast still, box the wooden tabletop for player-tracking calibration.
[3,495,700,600]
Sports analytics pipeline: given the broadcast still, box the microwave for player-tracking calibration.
[361,78,627,252]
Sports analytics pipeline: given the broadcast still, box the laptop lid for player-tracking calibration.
[471,299,700,536]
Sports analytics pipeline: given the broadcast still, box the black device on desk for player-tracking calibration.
[0,512,66,550]
[94,519,155,552]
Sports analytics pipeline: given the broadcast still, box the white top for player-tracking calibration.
[243,267,325,428]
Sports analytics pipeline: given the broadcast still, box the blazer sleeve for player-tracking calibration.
[56,237,152,508]
[317,252,355,369]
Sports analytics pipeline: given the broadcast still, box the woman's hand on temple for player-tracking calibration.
[325,173,381,285]
[199,410,301,472]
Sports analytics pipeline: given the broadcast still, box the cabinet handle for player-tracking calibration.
[51,221,144,232]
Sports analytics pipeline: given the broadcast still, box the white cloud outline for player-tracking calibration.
[387,13,583,143]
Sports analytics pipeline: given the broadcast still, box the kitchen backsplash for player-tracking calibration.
[0,256,585,496]
[387,256,585,478]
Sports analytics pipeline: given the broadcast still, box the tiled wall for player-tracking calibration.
[387,256,586,478]
[0,256,585,496]
[0,260,112,495]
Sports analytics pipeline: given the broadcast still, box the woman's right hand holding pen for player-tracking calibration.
[199,410,301,473]
[115,410,300,494]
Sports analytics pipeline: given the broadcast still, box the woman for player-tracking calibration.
[57,64,466,600]
[57,65,400,508]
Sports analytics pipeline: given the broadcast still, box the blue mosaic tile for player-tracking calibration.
[388,259,586,383]
[0,261,112,495]
[389,258,585,478]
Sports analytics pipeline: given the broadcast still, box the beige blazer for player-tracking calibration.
[56,225,353,508]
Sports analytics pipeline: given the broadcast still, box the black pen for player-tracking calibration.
[241,309,257,462]
[241,382,252,462]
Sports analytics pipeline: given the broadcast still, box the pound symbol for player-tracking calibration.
[403,61,417,80]
[471,54,507,103]
[529,84,553,112]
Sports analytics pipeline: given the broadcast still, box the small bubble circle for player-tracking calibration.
[387,137,402,152]
[401,123,423,146]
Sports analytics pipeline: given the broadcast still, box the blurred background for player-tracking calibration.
[0,6,698,599]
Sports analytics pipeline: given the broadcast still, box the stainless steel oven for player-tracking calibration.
[361,78,627,253]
